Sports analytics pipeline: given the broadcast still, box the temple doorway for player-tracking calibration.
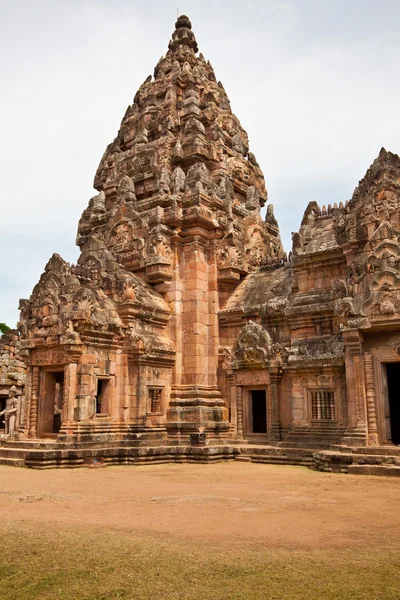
[38,371,64,436]
[0,395,6,430]
[387,363,400,445]
[95,378,111,415]
[251,390,267,434]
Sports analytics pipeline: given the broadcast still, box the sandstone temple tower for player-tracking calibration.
[16,15,282,449]
[3,16,400,473]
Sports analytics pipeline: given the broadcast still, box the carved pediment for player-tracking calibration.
[228,322,288,370]
[231,321,271,369]
[369,220,399,243]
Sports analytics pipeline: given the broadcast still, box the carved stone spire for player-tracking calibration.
[81,14,283,284]
[331,148,400,247]
[168,14,199,53]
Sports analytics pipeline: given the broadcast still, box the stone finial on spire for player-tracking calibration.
[176,14,192,30]
[168,14,198,54]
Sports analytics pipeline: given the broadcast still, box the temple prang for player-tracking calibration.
[2,17,400,473]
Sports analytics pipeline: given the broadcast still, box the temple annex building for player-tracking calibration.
[2,16,400,475]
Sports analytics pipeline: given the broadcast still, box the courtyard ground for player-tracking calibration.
[0,462,399,600]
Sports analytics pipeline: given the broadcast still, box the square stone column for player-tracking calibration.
[166,228,229,439]
[342,329,368,446]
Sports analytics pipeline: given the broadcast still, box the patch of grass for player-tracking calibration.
[1,524,399,600]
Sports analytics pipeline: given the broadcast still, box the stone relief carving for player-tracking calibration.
[291,338,345,362]
[118,176,136,202]
[171,166,186,194]
[335,220,400,327]
[0,386,20,439]
[244,226,268,269]
[231,321,272,368]
[146,223,172,260]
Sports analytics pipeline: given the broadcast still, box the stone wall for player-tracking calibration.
[0,330,25,396]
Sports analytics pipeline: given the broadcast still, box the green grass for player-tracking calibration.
[1,524,399,600]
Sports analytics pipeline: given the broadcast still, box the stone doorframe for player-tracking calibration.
[372,358,400,445]
[37,367,65,438]
[225,368,282,441]
[343,329,400,446]
[242,385,269,442]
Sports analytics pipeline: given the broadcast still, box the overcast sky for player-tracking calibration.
[1,0,399,327]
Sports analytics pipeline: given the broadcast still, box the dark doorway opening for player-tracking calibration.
[251,390,267,433]
[95,379,104,414]
[387,363,400,445]
[95,378,110,415]
[0,397,6,430]
[53,372,64,433]
[39,371,64,436]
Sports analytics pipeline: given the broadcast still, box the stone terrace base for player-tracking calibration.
[1,440,400,475]
[314,445,400,476]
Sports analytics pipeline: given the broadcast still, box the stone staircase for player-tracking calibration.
[235,445,315,467]
[0,440,59,468]
[314,445,400,476]
[0,441,315,469]
[1,439,399,475]
[0,441,239,469]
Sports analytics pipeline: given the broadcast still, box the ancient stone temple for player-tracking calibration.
[2,16,400,473]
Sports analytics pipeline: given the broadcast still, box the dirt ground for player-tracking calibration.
[1,462,400,599]
[0,462,399,549]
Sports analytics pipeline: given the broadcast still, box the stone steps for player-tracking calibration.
[314,448,400,474]
[333,445,400,456]
[279,441,336,449]
[0,448,29,459]
[0,440,60,450]
[21,444,238,469]
[236,445,315,467]
[348,465,400,477]
[245,456,313,467]
[0,457,26,468]
[1,441,399,474]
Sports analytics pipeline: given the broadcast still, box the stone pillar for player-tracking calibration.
[29,366,40,438]
[22,366,32,434]
[165,237,183,388]
[352,356,367,426]
[63,363,78,424]
[127,359,139,422]
[207,239,219,388]
[75,364,92,421]
[228,373,237,436]
[269,366,282,441]
[364,353,379,446]
[181,236,210,387]
[136,363,148,422]
[236,385,244,439]
[342,329,368,445]
[115,351,128,423]
[167,228,228,438]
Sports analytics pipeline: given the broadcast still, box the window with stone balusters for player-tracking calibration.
[148,388,163,414]
[311,391,336,421]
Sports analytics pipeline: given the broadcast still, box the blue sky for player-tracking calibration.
[1,0,399,327]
